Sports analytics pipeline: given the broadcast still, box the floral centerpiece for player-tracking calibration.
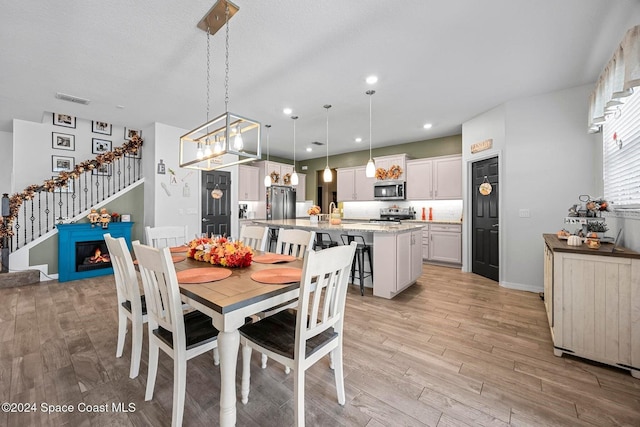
[308,205,321,224]
[187,236,253,267]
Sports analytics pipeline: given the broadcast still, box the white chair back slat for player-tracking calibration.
[239,225,269,252]
[275,228,315,259]
[145,225,189,249]
[104,234,139,307]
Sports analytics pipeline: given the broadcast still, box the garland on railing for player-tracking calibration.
[0,135,143,241]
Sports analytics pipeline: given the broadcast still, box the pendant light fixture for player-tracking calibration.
[179,0,261,171]
[290,116,299,186]
[365,90,376,178]
[263,124,272,187]
[323,104,332,183]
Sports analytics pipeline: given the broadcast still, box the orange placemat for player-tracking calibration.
[251,267,302,284]
[133,255,185,265]
[177,268,232,284]
[169,245,189,253]
[253,254,297,264]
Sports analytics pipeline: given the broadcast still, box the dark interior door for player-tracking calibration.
[201,171,231,237]
[472,156,499,282]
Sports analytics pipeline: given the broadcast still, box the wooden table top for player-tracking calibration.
[543,234,640,259]
[173,252,303,315]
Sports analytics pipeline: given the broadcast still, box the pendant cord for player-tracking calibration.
[324,105,331,167]
[292,116,297,170]
[206,27,211,123]
[265,125,271,162]
[224,2,230,113]
[369,92,372,160]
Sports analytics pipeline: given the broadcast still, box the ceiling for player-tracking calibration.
[1,0,639,160]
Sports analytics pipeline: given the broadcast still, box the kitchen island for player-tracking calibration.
[251,219,425,298]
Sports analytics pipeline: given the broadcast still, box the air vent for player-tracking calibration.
[311,141,324,146]
[55,92,91,105]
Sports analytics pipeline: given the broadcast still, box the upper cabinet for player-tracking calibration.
[238,165,260,201]
[255,161,295,186]
[373,154,408,180]
[295,172,306,201]
[337,166,375,202]
[406,154,462,200]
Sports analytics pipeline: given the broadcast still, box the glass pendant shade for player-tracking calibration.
[233,126,244,150]
[366,159,376,177]
[323,165,332,182]
[291,171,299,185]
[264,174,271,187]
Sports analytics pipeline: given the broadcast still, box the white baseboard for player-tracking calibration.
[500,280,542,293]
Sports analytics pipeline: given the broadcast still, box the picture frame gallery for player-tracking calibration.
[92,138,112,154]
[52,155,75,173]
[92,121,112,135]
[53,113,76,128]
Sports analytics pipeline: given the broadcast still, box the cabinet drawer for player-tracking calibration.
[430,224,461,232]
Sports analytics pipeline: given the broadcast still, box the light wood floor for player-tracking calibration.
[1,264,639,427]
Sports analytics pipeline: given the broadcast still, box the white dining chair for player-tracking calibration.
[132,241,220,427]
[239,242,357,427]
[239,225,269,252]
[274,228,315,258]
[144,225,189,249]
[104,233,147,379]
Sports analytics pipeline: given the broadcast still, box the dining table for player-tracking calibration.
[172,250,303,427]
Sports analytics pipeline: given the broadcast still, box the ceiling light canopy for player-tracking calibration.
[180,0,261,171]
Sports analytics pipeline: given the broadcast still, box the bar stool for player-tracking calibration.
[340,234,373,296]
[314,232,339,251]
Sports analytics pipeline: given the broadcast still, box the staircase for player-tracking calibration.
[3,143,143,279]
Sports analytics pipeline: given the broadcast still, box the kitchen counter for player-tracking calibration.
[339,217,462,225]
[252,218,425,233]
[251,219,424,299]
[543,234,640,259]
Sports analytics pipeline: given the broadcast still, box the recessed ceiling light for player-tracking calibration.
[306,147,312,152]
[355,137,362,143]
[366,75,378,85]
[423,123,433,129]
[283,108,292,115]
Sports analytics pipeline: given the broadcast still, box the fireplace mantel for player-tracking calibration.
[57,222,133,282]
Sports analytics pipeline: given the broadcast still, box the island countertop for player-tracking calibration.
[251,218,425,233]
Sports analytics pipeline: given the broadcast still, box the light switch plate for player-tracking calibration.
[519,209,530,218]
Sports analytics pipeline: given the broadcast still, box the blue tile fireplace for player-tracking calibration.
[57,222,133,282]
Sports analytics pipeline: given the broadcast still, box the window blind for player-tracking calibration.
[603,89,640,207]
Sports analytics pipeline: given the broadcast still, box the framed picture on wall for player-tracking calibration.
[52,176,74,193]
[124,127,141,140]
[52,155,75,172]
[53,113,76,128]
[52,132,75,151]
[92,138,112,154]
[92,121,112,135]
[92,163,112,176]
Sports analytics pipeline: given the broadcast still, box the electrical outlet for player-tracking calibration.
[519,209,530,218]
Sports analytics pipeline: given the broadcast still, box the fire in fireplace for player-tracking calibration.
[76,240,112,272]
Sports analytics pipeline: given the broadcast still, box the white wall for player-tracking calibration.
[462,84,601,292]
[149,122,240,241]
[0,131,12,194]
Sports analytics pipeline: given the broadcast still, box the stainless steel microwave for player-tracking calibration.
[373,180,405,200]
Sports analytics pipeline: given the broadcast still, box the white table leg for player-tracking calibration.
[218,329,240,427]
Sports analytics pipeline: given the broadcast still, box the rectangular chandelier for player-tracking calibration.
[179,112,261,171]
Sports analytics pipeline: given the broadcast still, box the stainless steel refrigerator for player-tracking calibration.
[266,185,296,220]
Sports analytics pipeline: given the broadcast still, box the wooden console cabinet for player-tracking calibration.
[543,234,640,378]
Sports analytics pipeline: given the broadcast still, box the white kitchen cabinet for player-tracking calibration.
[373,154,408,179]
[433,156,462,199]
[238,165,260,201]
[422,227,430,260]
[406,155,462,201]
[406,159,433,199]
[374,229,423,299]
[257,161,295,186]
[337,166,374,201]
[427,223,462,264]
[294,172,306,201]
[543,235,640,378]
[280,164,294,184]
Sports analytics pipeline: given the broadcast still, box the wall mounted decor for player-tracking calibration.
[52,155,75,172]
[92,121,112,135]
[92,138,112,154]
[52,132,75,151]
[124,128,141,140]
[53,113,76,128]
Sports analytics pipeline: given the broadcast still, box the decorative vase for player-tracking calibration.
[310,215,318,224]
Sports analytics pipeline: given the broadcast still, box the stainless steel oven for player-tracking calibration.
[373,180,405,200]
